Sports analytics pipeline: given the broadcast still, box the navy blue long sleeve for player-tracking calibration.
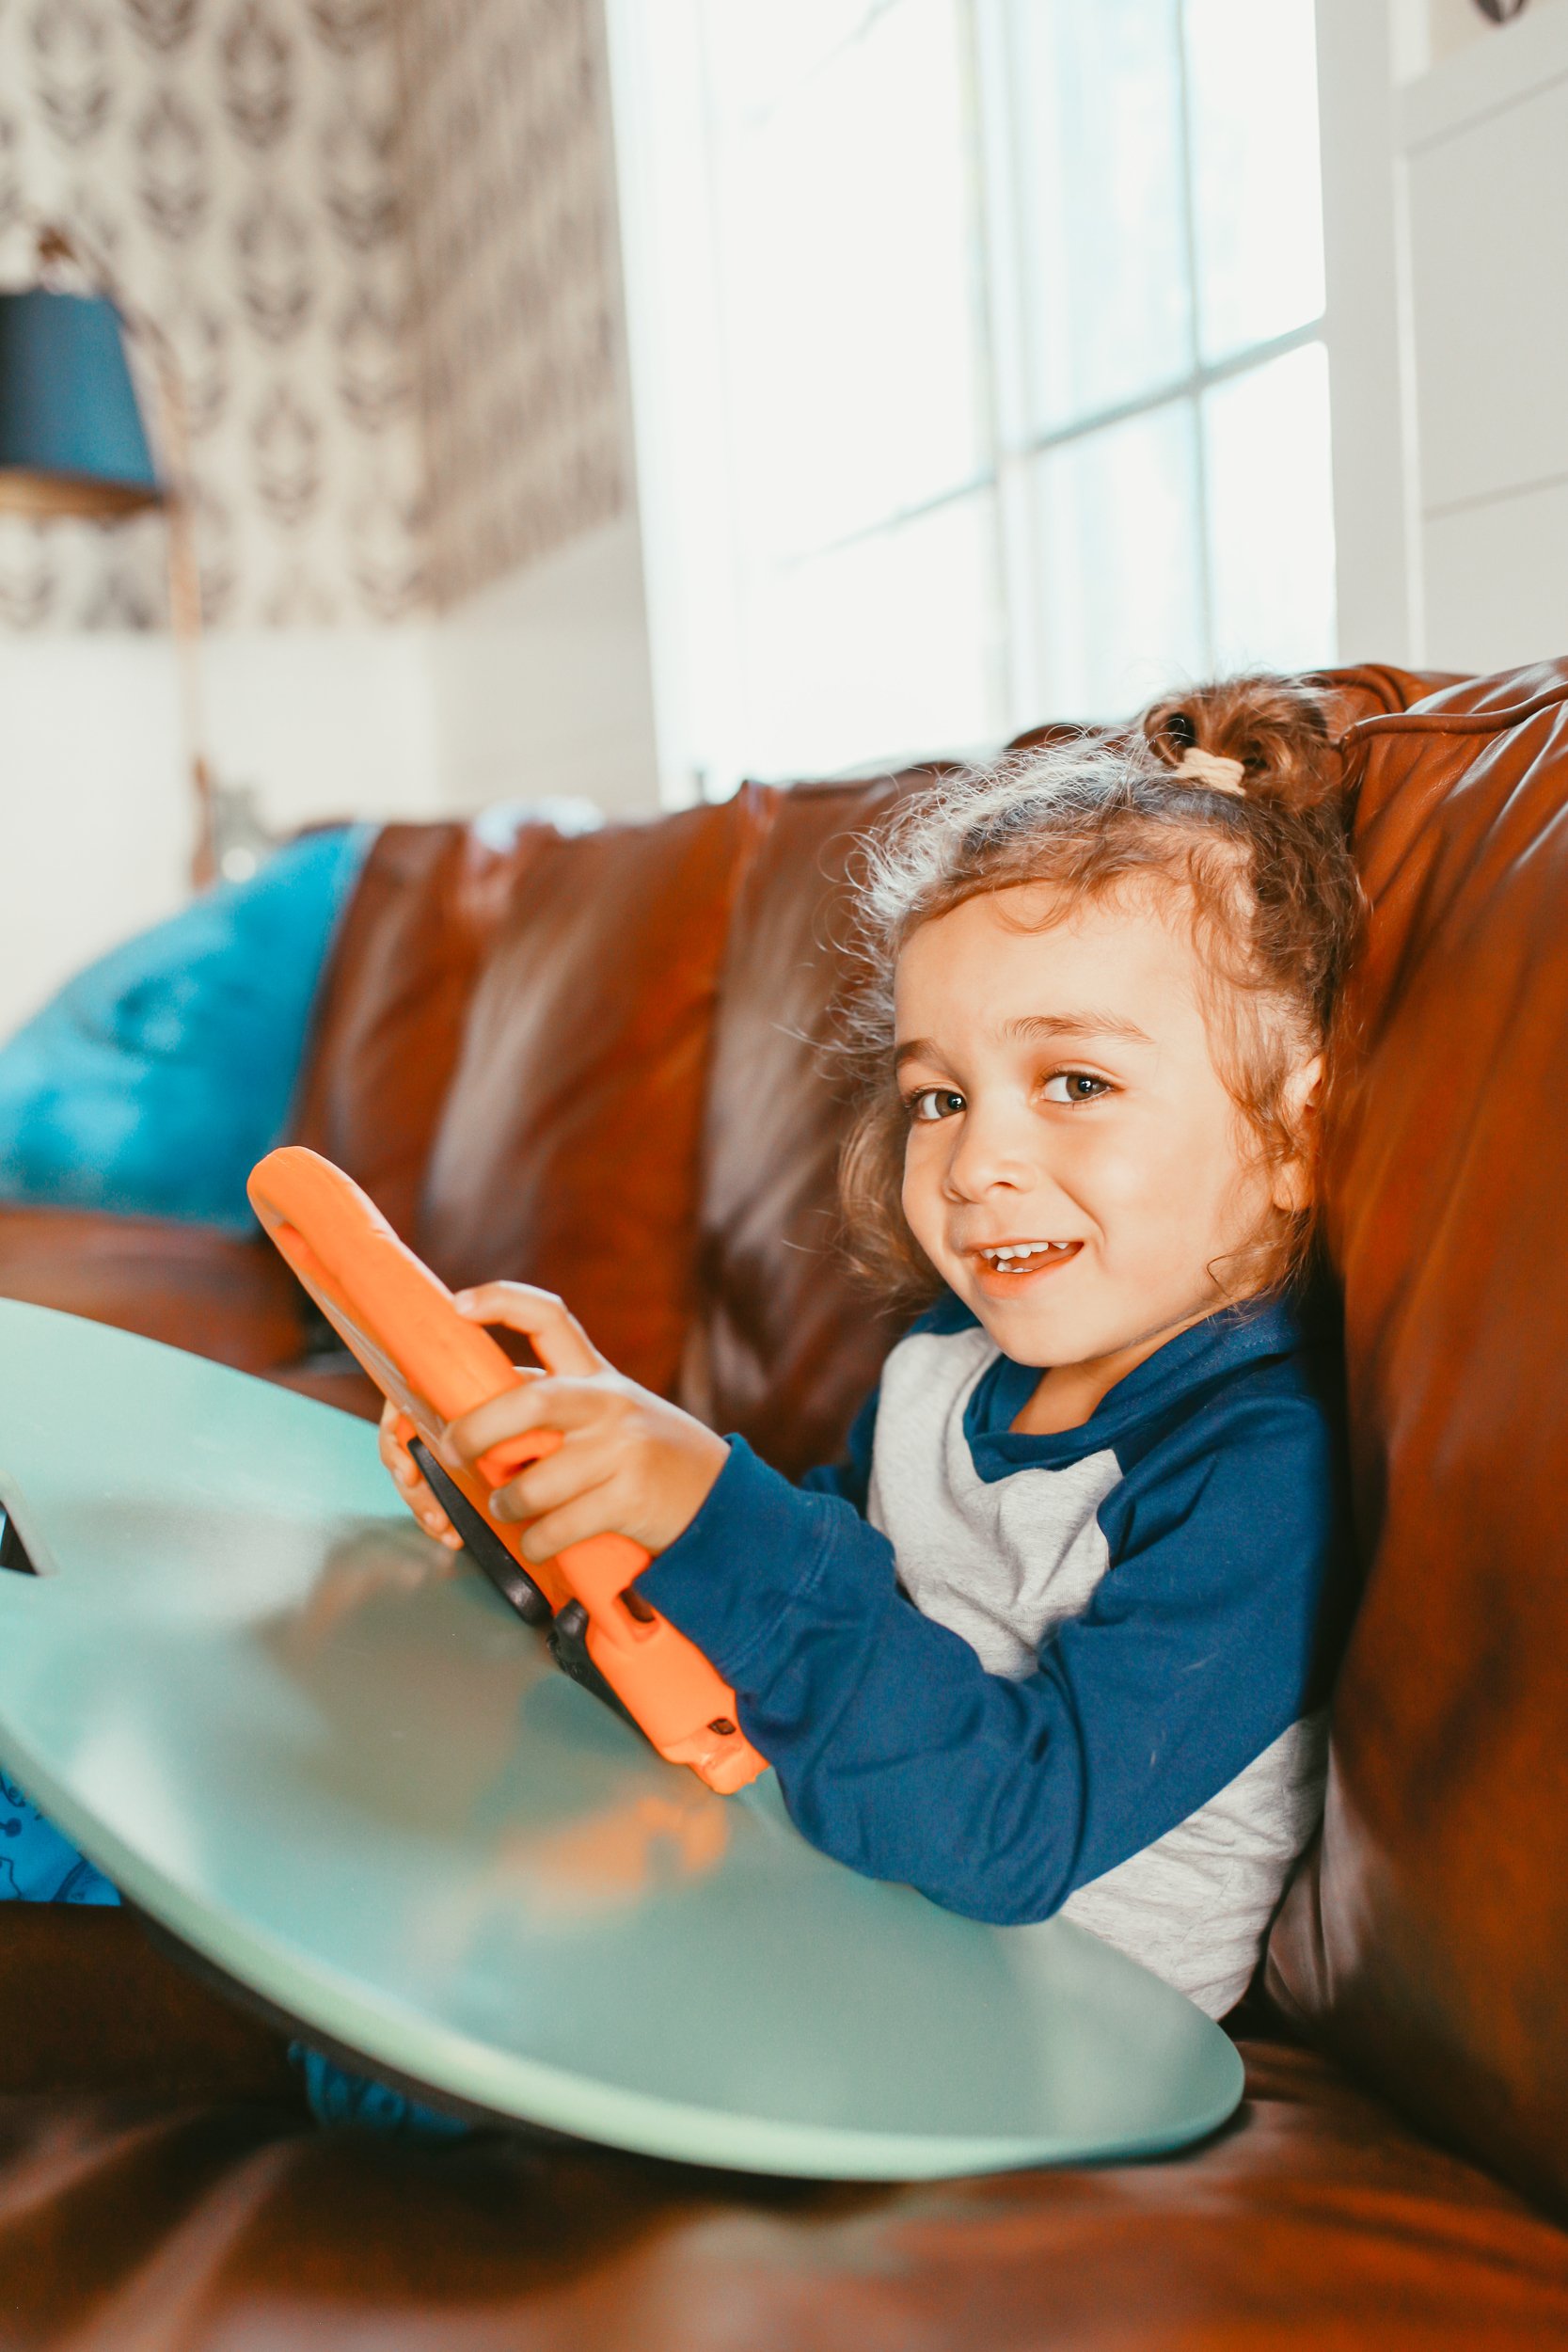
[638,1295,1350,1926]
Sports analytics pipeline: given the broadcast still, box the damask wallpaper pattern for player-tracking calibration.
[397,0,626,605]
[0,0,420,629]
[0,0,628,630]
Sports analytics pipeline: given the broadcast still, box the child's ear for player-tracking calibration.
[1271,1054,1324,1214]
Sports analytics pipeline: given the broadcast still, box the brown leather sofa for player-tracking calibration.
[4,660,1568,2346]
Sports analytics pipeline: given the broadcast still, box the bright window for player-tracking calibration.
[610,0,1334,800]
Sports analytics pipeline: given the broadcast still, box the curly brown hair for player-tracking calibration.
[836,675,1364,1309]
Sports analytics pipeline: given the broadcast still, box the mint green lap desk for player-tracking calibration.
[0,1301,1242,2178]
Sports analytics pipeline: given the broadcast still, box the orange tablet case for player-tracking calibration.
[246,1147,766,1795]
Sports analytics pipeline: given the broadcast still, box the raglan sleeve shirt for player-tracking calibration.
[636,1340,1347,1927]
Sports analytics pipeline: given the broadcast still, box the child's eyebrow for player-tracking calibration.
[1006,1011,1155,1047]
[895,1011,1153,1069]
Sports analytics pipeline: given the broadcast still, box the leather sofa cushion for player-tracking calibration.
[1312,660,1468,728]
[415,796,767,1400]
[1268,661,1568,2221]
[290,818,556,1247]
[0,1905,300,2105]
[679,773,928,1476]
[0,2029,1563,2348]
[0,1206,304,1374]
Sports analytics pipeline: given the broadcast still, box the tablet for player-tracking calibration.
[246,1147,765,1794]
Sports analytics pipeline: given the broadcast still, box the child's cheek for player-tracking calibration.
[1048,1123,1167,1274]
[1090,1121,1232,1279]
[900,1140,945,1262]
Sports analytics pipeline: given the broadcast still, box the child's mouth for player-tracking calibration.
[971,1240,1082,1285]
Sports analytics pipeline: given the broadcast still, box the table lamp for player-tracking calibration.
[0,234,219,885]
[0,287,162,520]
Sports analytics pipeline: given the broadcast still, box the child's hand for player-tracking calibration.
[444,1282,728,1562]
[378,1400,463,1549]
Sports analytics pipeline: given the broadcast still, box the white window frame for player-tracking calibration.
[608,0,1337,805]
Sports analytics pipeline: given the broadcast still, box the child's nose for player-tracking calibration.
[943,1102,1037,1200]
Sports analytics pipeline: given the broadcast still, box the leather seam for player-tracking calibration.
[1343,681,1568,749]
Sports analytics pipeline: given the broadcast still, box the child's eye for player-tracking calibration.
[908,1087,966,1123]
[1041,1071,1113,1105]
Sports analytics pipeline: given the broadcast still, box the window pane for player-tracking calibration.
[1029,401,1205,721]
[1008,0,1191,436]
[703,1,893,120]
[709,0,988,561]
[1203,342,1336,675]
[743,491,1002,777]
[1183,0,1325,363]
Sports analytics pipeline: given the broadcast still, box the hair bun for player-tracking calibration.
[1141,675,1339,814]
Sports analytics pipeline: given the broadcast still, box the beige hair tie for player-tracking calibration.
[1175,747,1246,795]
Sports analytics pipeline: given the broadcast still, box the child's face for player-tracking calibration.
[895,882,1307,1372]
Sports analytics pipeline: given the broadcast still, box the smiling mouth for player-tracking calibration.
[972,1240,1082,1277]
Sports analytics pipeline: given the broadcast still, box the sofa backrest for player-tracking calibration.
[412,795,766,1399]
[289,658,1568,2216]
[291,816,553,1244]
[1267,657,1568,2220]
[674,772,927,1477]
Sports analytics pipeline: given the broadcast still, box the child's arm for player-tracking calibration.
[386,1285,1340,1925]
[638,1410,1345,1923]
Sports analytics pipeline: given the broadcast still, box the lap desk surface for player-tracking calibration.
[0,1301,1242,2178]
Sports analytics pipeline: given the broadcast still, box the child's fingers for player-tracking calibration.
[446,1375,610,1470]
[378,1403,458,1545]
[452,1282,605,1377]
[377,1399,414,1473]
[402,1469,462,1548]
[512,1475,626,1566]
[489,1430,619,1525]
[395,1465,461,1548]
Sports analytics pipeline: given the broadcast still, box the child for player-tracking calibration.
[391,675,1357,2021]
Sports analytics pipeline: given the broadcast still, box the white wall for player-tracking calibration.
[0,543,663,1040]
[0,630,439,1036]
[1401,0,1568,673]
[1317,0,1568,676]
[429,513,660,816]
[1392,0,1520,76]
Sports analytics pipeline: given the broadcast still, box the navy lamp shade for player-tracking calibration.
[0,287,163,520]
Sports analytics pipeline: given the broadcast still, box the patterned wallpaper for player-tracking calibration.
[0,0,628,630]
[397,0,626,606]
